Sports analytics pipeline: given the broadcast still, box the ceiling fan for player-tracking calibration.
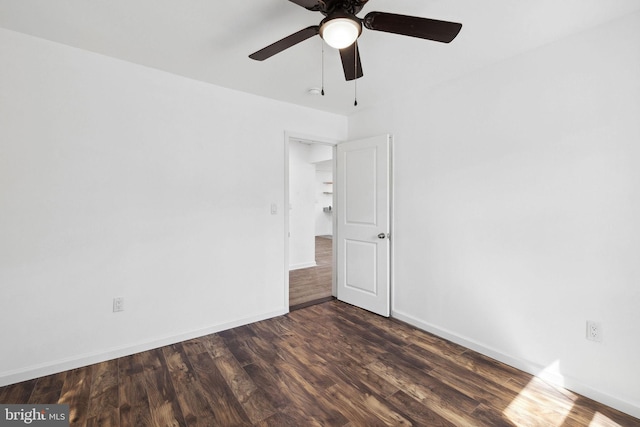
[249,0,462,81]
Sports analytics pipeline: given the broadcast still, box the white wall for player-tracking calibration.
[0,28,347,385]
[288,141,317,270]
[288,143,333,268]
[315,166,333,237]
[349,12,640,418]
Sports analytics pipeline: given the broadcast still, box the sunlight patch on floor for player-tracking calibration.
[589,412,624,427]
[504,361,575,426]
[504,379,574,425]
[503,361,625,426]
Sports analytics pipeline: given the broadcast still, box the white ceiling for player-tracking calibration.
[1,0,639,116]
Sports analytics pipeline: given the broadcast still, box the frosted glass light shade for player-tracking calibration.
[320,18,361,49]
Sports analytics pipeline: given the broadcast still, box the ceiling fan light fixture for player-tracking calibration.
[320,17,362,49]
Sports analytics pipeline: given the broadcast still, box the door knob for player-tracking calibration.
[378,233,387,239]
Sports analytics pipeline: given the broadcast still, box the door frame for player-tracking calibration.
[284,131,339,311]
[284,131,394,314]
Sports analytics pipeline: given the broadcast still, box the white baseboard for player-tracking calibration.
[289,261,317,271]
[391,309,640,420]
[0,308,287,388]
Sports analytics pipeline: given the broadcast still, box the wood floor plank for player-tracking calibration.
[138,348,187,427]
[188,351,252,427]
[366,358,488,426]
[387,390,457,427]
[503,376,579,424]
[455,348,534,387]
[281,313,399,399]
[119,354,153,427]
[242,326,349,425]
[238,335,281,367]
[400,323,470,361]
[58,366,92,426]
[219,332,261,367]
[162,343,217,427]
[0,379,37,403]
[254,358,349,426]
[118,354,147,410]
[569,397,639,427]
[333,309,409,350]
[428,363,521,413]
[118,353,144,377]
[404,340,528,412]
[449,351,585,426]
[28,372,66,404]
[119,405,152,427]
[87,359,119,419]
[323,382,412,426]
[211,350,276,424]
[317,348,399,400]
[287,307,385,365]
[469,403,518,427]
[289,236,333,307]
[412,345,575,425]
[86,408,119,427]
[254,411,309,427]
[180,338,209,360]
[500,395,573,427]
[197,333,229,359]
[242,362,291,410]
[249,314,296,343]
[1,300,639,426]
[259,331,336,391]
[282,308,404,422]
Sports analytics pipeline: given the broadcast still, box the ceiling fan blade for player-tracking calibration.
[287,0,322,12]
[339,42,363,81]
[363,12,462,43]
[249,26,319,61]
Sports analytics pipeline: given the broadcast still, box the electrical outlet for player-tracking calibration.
[586,320,602,342]
[113,297,124,313]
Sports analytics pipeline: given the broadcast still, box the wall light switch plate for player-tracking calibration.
[113,297,124,312]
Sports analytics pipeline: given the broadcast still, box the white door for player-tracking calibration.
[336,134,391,317]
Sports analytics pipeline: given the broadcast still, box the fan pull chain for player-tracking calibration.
[353,41,358,106]
[321,40,325,96]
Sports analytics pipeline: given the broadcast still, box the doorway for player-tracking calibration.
[286,134,337,310]
[285,132,392,316]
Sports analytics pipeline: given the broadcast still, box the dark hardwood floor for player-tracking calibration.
[289,236,333,308]
[1,300,638,426]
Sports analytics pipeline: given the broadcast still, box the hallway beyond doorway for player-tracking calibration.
[289,236,333,310]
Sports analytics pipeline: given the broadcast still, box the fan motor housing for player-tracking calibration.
[318,0,369,16]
